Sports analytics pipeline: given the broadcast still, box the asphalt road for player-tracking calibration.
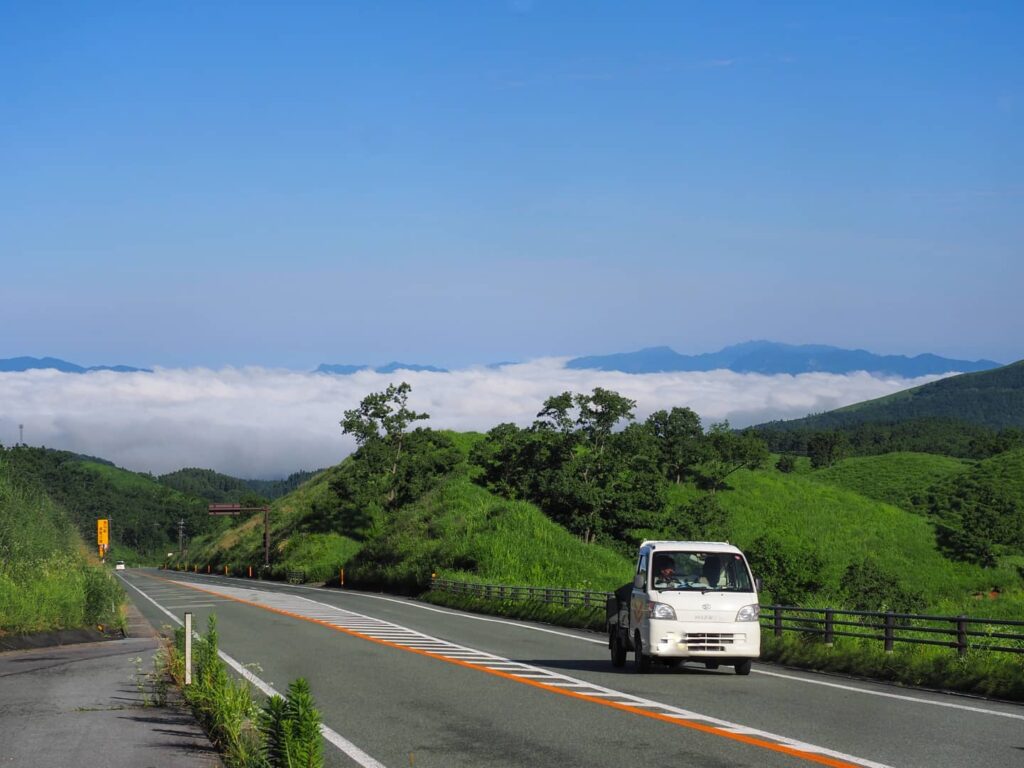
[119,569,1024,768]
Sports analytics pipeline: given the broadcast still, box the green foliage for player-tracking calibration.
[927,449,1024,566]
[743,535,826,605]
[699,423,769,490]
[0,461,124,634]
[2,446,211,558]
[344,477,633,593]
[645,407,706,484]
[761,634,1024,701]
[259,679,323,768]
[775,454,796,473]
[812,452,968,513]
[158,468,320,504]
[757,417,1024,461]
[807,431,847,469]
[839,558,925,613]
[671,494,728,541]
[761,361,1024,432]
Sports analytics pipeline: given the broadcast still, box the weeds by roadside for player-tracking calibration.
[160,615,324,768]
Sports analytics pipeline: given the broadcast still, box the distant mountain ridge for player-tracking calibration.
[316,361,449,374]
[566,341,1001,377]
[0,356,152,373]
[756,360,1024,432]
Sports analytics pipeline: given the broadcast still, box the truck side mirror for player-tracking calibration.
[755,577,763,592]
[633,573,646,589]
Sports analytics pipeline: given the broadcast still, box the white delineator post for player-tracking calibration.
[184,612,192,685]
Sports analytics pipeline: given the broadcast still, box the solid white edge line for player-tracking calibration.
[174,572,1024,722]
[119,575,389,768]
[753,668,1024,721]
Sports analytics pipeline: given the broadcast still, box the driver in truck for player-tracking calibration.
[653,555,677,589]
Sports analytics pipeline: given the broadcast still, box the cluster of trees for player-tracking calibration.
[927,451,1024,567]
[321,383,769,551]
[470,388,768,546]
[158,467,318,504]
[757,418,1024,462]
[322,383,461,538]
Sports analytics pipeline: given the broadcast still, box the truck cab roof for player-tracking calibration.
[638,540,744,555]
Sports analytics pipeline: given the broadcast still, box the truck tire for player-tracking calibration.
[610,630,627,668]
[734,659,752,676]
[633,633,651,673]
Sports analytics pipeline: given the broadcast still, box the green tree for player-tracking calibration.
[699,423,769,492]
[645,407,707,484]
[775,454,797,473]
[808,431,847,469]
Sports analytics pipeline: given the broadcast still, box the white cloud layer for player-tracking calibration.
[0,360,949,478]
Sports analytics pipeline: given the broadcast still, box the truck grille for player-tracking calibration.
[684,633,741,652]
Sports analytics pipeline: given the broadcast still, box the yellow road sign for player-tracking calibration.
[97,518,109,546]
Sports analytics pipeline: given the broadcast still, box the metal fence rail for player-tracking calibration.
[429,577,1024,656]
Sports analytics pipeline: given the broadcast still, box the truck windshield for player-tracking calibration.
[651,551,753,592]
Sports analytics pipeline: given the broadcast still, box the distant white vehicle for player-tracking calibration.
[607,541,761,675]
[115,560,126,571]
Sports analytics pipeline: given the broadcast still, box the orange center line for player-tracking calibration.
[144,573,863,768]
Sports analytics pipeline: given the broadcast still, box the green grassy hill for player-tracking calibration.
[716,468,1021,616]
[0,464,123,635]
[762,360,1024,431]
[810,452,970,512]
[185,432,633,591]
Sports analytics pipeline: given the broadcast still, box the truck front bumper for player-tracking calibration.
[647,619,761,659]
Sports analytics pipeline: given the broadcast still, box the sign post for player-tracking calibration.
[184,612,192,685]
[97,518,109,561]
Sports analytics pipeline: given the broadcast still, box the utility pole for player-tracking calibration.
[18,424,23,446]
[178,519,185,555]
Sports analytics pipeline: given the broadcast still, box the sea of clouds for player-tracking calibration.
[0,359,949,478]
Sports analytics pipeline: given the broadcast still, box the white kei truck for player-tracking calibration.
[606,541,761,675]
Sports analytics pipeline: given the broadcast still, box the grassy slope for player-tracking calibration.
[810,452,970,512]
[766,359,1024,430]
[187,430,633,589]
[716,468,1022,616]
[0,470,123,634]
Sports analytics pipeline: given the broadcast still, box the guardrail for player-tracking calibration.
[429,578,1024,656]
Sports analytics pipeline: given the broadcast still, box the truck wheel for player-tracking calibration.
[610,631,627,668]
[734,659,752,676]
[633,633,651,673]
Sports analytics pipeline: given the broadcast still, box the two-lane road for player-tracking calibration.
[120,569,1024,768]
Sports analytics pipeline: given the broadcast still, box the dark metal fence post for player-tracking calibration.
[773,605,783,638]
[884,612,895,653]
[824,608,834,646]
[563,589,570,608]
[957,615,968,657]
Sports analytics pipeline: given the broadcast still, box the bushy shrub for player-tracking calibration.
[744,535,827,605]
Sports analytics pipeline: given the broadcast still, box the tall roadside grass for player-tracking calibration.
[164,615,324,768]
[0,468,123,634]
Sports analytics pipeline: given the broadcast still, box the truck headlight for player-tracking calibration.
[735,604,760,622]
[649,602,677,620]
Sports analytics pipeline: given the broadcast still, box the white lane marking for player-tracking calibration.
[176,579,892,768]
[183,573,1024,722]
[754,668,1024,721]
[119,576,389,768]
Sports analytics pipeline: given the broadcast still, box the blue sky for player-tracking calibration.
[2,1,1021,369]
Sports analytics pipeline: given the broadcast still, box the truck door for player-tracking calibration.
[630,552,650,640]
